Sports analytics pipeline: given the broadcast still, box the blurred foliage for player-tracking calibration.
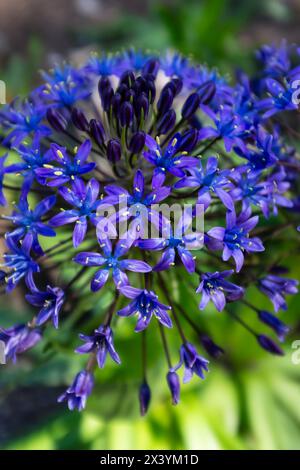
[0,0,300,451]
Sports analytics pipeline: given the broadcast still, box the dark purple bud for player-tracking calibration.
[181,92,200,119]
[120,101,133,127]
[200,335,224,359]
[139,381,151,416]
[124,89,136,103]
[116,83,129,98]
[144,77,156,104]
[133,76,146,93]
[89,119,106,147]
[47,108,68,132]
[120,70,135,88]
[142,58,159,78]
[163,78,183,97]
[99,77,114,111]
[178,128,199,152]
[111,93,122,116]
[71,107,89,132]
[258,311,290,341]
[166,371,180,405]
[188,115,202,130]
[107,139,122,163]
[257,334,284,356]
[157,109,176,135]
[129,131,146,153]
[157,87,174,116]
[197,80,216,104]
[135,93,149,120]
[98,77,111,97]
[0,270,6,284]
[102,88,114,112]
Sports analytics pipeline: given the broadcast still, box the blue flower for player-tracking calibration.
[175,156,234,210]
[58,370,94,411]
[234,128,278,172]
[138,211,203,274]
[196,270,244,312]
[0,324,42,363]
[0,99,50,147]
[198,109,245,152]
[208,208,264,272]
[26,286,64,328]
[258,274,298,312]
[117,285,172,332]
[5,195,56,255]
[143,133,199,186]
[0,153,8,205]
[173,343,209,383]
[103,170,171,239]
[50,178,102,247]
[4,136,53,196]
[41,80,90,108]
[2,236,39,291]
[74,235,152,292]
[258,78,298,118]
[75,325,121,368]
[36,139,95,186]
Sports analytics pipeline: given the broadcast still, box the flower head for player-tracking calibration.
[75,324,121,368]
[196,270,244,311]
[118,285,172,332]
[58,370,94,411]
[0,324,42,362]
[26,285,64,328]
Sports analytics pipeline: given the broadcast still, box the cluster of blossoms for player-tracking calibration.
[0,43,299,414]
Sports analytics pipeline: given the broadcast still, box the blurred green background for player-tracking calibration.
[0,0,300,451]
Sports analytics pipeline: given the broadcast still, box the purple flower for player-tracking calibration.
[257,78,298,118]
[50,178,103,247]
[175,156,234,210]
[58,370,94,411]
[0,324,42,362]
[196,270,244,312]
[25,286,64,329]
[2,235,39,291]
[167,371,180,405]
[118,285,172,332]
[74,235,151,292]
[0,99,50,147]
[234,128,278,172]
[138,211,203,274]
[103,170,171,239]
[258,274,299,312]
[258,310,290,342]
[197,109,245,152]
[208,208,264,272]
[173,342,209,383]
[36,140,95,186]
[4,136,53,196]
[5,195,56,255]
[41,79,90,108]
[75,325,121,368]
[143,133,198,187]
[0,153,8,205]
